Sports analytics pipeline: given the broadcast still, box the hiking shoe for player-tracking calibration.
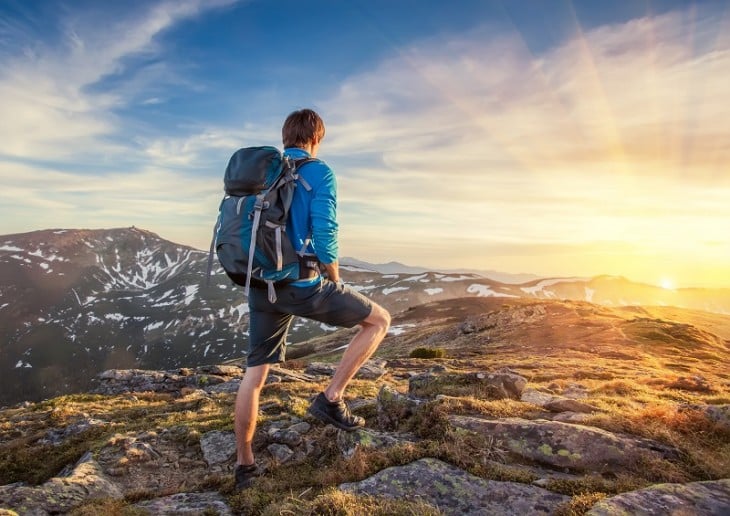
[307,392,365,431]
[234,463,260,490]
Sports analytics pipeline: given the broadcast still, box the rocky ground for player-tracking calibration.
[1,297,729,515]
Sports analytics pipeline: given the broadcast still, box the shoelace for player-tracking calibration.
[338,401,359,423]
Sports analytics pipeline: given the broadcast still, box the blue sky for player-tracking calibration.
[1,0,729,287]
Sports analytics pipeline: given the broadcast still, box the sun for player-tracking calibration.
[660,278,675,290]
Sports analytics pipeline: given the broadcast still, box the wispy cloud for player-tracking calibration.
[0,0,237,161]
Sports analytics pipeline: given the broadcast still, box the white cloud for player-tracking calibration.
[318,9,730,276]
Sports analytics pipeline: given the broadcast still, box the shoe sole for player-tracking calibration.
[307,404,364,432]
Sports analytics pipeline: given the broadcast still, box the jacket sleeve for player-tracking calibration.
[310,165,339,264]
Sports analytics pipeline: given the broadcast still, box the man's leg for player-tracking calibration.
[324,302,390,402]
[234,363,270,466]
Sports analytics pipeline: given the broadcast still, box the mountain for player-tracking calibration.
[1,227,729,406]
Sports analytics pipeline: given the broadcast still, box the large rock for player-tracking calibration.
[340,457,569,515]
[305,359,387,380]
[521,388,600,414]
[95,368,223,395]
[134,491,233,515]
[449,416,676,473]
[587,479,730,515]
[200,430,236,465]
[0,452,122,515]
[336,428,412,459]
[681,403,730,430]
[409,369,527,400]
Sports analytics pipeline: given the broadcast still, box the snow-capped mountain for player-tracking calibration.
[1,227,728,406]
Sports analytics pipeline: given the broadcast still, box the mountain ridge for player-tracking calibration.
[1,227,729,407]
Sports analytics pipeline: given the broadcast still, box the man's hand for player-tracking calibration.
[322,260,340,284]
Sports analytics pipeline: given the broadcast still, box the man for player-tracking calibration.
[233,109,391,489]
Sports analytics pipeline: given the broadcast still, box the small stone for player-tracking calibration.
[270,429,302,447]
[267,443,294,463]
[288,422,311,434]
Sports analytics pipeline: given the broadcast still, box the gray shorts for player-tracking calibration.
[246,279,373,367]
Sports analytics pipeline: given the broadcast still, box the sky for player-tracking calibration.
[0,0,729,288]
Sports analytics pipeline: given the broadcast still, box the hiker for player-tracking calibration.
[233,109,391,489]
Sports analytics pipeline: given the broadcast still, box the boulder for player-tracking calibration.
[0,452,122,515]
[409,369,527,400]
[681,403,730,430]
[587,479,730,515]
[200,430,236,465]
[39,417,109,445]
[340,457,569,515]
[521,388,600,414]
[305,359,387,380]
[94,368,225,395]
[267,443,294,463]
[449,416,676,473]
[336,428,412,459]
[134,491,233,515]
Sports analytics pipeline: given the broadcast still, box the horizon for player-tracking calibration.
[3,224,728,291]
[1,1,729,289]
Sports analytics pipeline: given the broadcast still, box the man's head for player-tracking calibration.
[282,109,325,154]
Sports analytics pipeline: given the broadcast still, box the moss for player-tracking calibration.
[0,426,110,485]
[554,492,608,516]
[538,443,554,456]
[261,489,441,516]
[409,347,446,359]
[69,499,147,516]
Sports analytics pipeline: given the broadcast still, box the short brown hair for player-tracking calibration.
[282,109,325,148]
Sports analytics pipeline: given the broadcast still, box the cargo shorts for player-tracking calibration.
[246,278,373,367]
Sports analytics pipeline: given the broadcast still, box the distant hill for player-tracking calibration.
[1,227,729,406]
[341,256,539,283]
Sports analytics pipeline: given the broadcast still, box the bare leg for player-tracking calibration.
[324,303,391,402]
[234,363,270,465]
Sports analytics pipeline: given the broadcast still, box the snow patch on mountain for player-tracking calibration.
[383,287,409,295]
[389,323,416,336]
[521,278,583,295]
[442,275,476,282]
[467,284,518,298]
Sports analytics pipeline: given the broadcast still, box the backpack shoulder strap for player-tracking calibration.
[291,157,318,191]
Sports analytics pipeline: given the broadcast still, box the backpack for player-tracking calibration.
[206,146,315,302]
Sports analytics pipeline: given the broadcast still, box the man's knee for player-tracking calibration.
[365,303,391,332]
[240,364,270,391]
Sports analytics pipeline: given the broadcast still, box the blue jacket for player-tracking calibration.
[283,147,338,265]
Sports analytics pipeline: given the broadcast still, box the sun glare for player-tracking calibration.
[660,278,675,290]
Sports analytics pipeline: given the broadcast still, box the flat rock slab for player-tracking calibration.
[0,452,122,515]
[587,479,730,515]
[134,491,233,515]
[449,416,675,473]
[305,359,387,380]
[200,430,236,465]
[336,428,413,459]
[521,388,600,414]
[340,457,569,515]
